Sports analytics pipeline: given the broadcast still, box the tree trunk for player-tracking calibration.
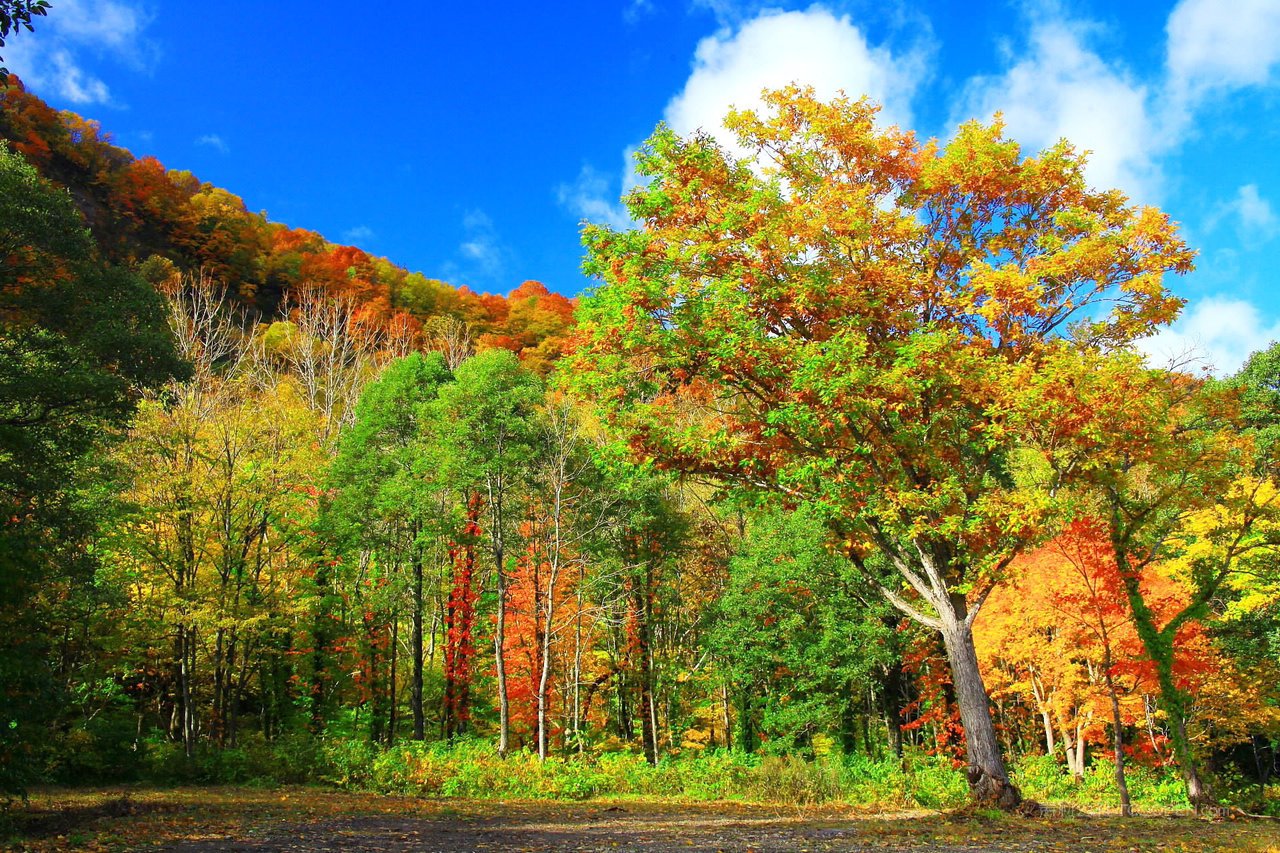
[1074,718,1086,778]
[213,627,226,747]
[388,616,399,744]
[881,662,905,759]
[488,480,511,757]
[1041,709,1056,757]
[444,496,482,739]
[939,606,1021,809]
[366,617,384,744]
[1172,713,1209,809]
[630,570,658,765]
[1103,664,1132,816]
[536,562,558,761]
[413,553,425,741]
[309,560,332,734]
[571,576,585,754]
[177,625,196,759]
[721,682,733,751]
[736,685,757,754]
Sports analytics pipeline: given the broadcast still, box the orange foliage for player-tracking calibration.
[975,519,1249,767]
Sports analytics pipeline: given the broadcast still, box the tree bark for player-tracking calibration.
[881,662,905,759]
[1103,662,1132,816]
[488,478,511,757]
[1040,709,1056,757]
[630,566,658,765]
[176,625,196,759]
[939,603,1021,809]
[388,615,399,744]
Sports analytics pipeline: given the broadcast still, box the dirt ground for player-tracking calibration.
[4,787,1279,852]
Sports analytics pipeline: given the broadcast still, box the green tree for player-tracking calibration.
[433,349,542,754]
[584,452,689,764]
[326,352,454,741]
[710,507,897,755]
[0,143,184,794]
[0,0,49,82]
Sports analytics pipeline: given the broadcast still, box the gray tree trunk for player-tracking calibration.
[939,603,1020,808]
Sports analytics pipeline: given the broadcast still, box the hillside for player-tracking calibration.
[0,76,576,372]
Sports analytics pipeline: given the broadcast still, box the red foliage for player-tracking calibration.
[901,630,966,765]
[443,493,483,736]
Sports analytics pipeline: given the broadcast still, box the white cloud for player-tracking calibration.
[564,5,927,230]
[342,225,375,244]
[1136,296,1280,376]
[2,0,156,106]
[1167,0,1280,110]
[443,210,508,286]
[195,133,229,153]
[665,6,927,148]
[556,159,636,230]
[43,48,111,104]
[52,0,150,54]
[689,0,767,28]
[1203,184,1280,250]
[623,0,655,24]
[955,15,1160,200]
[1223,184,1280,245]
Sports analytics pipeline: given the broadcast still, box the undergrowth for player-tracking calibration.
[120,735,1213,812]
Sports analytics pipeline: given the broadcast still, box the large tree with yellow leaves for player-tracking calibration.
[571,86,1194,806]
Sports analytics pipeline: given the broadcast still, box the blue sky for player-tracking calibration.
[5,0,1280,373]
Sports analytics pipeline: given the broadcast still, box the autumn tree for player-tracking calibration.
[978,521,1153,812]
[571,87,1193,805]
[109,274,324,754]
[1040,353,1280,807]
[524,392,607,759]
[262,286,390,449]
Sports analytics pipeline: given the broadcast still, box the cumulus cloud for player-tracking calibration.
[665,6,927,146]
[623,0,656,24]
[563,4,927,230]
[556,158,637,230]
[1166,0,1280,111]
[2,0,157,106]
[1209,184,1280,248]
[1136,296,1280,376]
[955,14,1161,200]
[689,0,777,28]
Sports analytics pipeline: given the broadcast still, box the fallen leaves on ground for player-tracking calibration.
[2,788,1278,852]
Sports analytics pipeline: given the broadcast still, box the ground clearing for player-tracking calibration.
[4,788,1278,852]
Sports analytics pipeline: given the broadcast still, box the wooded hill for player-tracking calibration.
[0,76,576,373]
